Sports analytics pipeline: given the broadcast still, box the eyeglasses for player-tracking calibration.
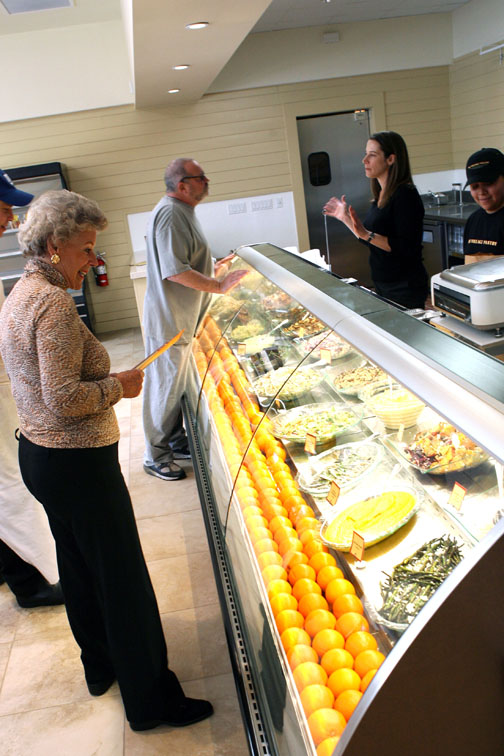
[181,174,208,183]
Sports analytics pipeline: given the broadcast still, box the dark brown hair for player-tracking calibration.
[369,131,414,207]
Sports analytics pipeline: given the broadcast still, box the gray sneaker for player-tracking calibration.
[143,461,187,481]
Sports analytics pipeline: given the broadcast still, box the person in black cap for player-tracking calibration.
[0,168,64,608]
[463,147,504,263]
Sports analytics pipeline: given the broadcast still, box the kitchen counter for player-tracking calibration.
[423,202,477,223]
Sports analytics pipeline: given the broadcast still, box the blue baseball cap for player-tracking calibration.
[0,169,34,206]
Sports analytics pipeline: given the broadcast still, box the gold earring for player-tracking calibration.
[51,253,60,264]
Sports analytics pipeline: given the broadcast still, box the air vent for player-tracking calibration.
[0,0,72,13]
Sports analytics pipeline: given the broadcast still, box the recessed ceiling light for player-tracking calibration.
[172,64,190,71]
[185,21,209,30]
[168,89,180,94]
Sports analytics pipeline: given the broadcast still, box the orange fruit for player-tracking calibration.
[287,644,318,671]
[309,552,337,573]
[299,529,320,547]
[320,648,354,676]
[283,551,309,569]
[291,505,316,524]
[298,593,329,618]
[292,661,328,693]
[278,486,300,504]
[316,736,341,756]
[292,578,322,602]
[281,627,312,653]
[296,516,320,535]
[335,612,370,639]
[312,629,345,658]
[261,564,288,585]
[354,649,385,679]
[241,506,263,519]
[249,526,274,544]
[316,565,344,591]
[334,689,363,721]
[269,592,297,618]
[304,609,337,638]
[327,668,361,698]
[272,524,297,544]
[278,537,303,558]
[262,502,289,520]
[257,551,282,570]
[308,708,346,746]
[300,684,335,719]
[283,494,306,511]
[236,485,259,500]
[345,631,378,659]
[268,515,293,535]
[254,538,278,556]
[325,578,356,605]
[267,579,292,601]
[332,594,364,619]
[304,539,329,559]
[275,609,305,635]
[288,563,316,586]
[360,668,377,693]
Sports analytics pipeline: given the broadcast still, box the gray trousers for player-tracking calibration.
[142,337,191,465]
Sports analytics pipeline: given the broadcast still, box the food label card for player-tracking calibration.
[448,481,466,511]
[304,433,317,455]
[320,348,332,364]
[397,423,405,442]
[237,343,246,355]
[326,480,340,507]
[350,531,365,561]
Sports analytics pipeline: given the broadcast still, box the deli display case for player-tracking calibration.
[181,243,504,756]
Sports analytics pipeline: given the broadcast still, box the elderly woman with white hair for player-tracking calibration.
[0,189,212,731]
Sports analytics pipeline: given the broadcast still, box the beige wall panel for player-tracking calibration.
[450,47,504,168]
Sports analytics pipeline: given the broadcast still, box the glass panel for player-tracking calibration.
[307,151,331,187]
[192,252,504,752]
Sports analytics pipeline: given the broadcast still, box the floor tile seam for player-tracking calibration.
[144,547,213,564]
[0,641,14,696]
[133,506,202,520]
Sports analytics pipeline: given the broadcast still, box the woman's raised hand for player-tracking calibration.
[323,195,351,224]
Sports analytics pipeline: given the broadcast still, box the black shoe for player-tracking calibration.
[16,580,65,609]
[172,448,191,460]
[129,697,214,731]
[87,676,116,696]
[143,461,187,481]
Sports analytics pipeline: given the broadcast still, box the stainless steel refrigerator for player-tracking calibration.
[297,109,373,286]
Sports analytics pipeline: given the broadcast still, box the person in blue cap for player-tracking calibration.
[0,169,64,607]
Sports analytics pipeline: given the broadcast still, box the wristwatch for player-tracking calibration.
[367,231,375,243]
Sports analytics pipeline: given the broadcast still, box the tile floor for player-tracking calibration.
[0,328,249,756]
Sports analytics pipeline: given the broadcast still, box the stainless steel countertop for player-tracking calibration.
[423,202,477,223]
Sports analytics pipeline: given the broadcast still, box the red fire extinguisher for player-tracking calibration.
[94,252,109,287]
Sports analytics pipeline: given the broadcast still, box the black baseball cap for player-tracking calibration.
[464,148,504,187]
[0,169,34,206]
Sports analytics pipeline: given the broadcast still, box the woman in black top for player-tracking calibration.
[324,131,428,309]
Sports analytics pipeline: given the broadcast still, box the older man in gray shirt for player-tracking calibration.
[143,158,247,480]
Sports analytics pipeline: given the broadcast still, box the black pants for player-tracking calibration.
[0,539,47,597]
[19,435,183,723]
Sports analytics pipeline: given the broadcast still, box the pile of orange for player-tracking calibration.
[194,318,387,754]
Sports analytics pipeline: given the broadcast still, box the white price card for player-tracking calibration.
[237,343,246,355]
[448,481,466,511]
[326,480,341,507]
[350,531,365,561]
[320,348,332,364]
[304,433,317,455]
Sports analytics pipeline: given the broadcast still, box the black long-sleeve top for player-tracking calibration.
[361,183,426,285]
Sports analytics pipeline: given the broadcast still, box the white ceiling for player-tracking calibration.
[0,0,471,105]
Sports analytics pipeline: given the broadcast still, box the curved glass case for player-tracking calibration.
[185,244,504,756]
